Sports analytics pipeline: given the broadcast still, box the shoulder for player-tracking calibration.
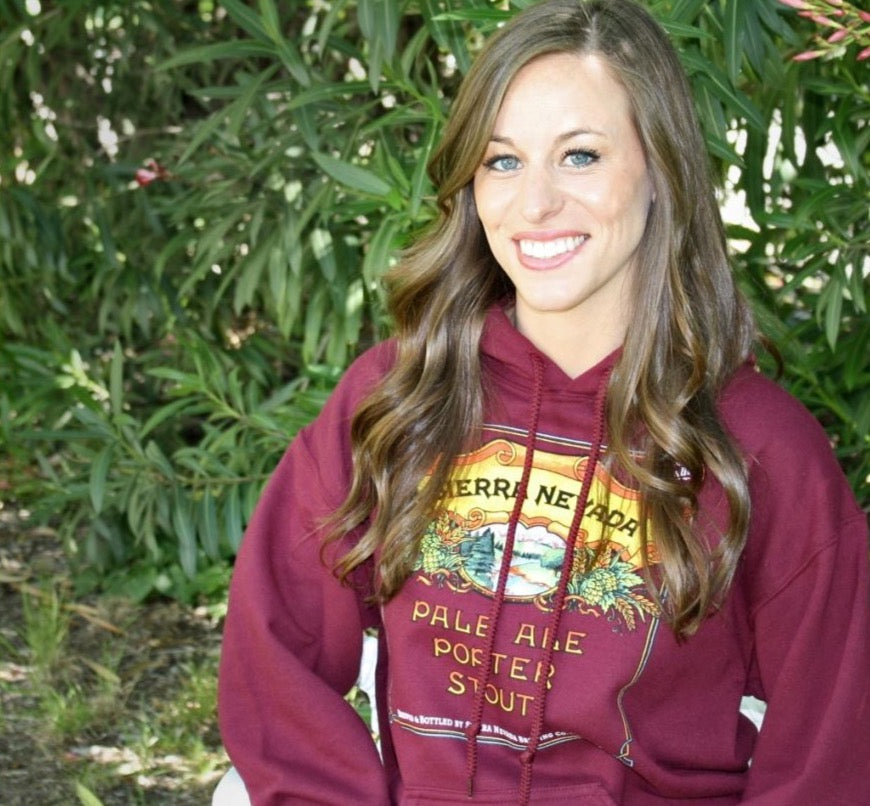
[292,339,396,463]
[311,339,397,426]
[337,339,397,394]
[718,362,836,469]
[280,340,396,507]
[346,338,398,382]
[718,362,865,566]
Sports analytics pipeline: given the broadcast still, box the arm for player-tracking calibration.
[741,512,870,804]
[716,368,870,803]
[218,352,392,805]
[744,448,870,806]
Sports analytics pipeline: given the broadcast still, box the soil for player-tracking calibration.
[0,509,228,805]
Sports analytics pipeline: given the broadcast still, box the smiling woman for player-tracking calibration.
[473,52,654,378]
[217,1,870,804]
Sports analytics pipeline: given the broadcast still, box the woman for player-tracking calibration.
[218,1,870,803]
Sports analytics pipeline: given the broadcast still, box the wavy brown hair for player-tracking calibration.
[325,0,756,638]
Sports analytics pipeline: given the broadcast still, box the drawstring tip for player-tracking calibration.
[465,721,481,799]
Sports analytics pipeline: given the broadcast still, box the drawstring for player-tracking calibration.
[464,355,611,804]
[518,369,610,805]
[465,352,545,798]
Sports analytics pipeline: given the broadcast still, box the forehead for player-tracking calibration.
[493,52,634,135]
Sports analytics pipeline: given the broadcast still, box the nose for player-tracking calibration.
[519,163,564,222]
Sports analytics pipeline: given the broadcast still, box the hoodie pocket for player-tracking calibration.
[402,781,619,805]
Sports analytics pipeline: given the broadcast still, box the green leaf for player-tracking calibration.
[358,0,400,62]
[233,229,277,314]
[140,398,202,440]
[223,484,244,552]
[658,20,714,40]
[841,322,870,392]
[682,51,764,132]
[855,404,870,444]
[293,104,321,150]
[311,152,395,197]
[363,214,402,290]
[303,286,327,364]
[75,781,106,806]
[179,69,274,164]
[200,490,221,561]
[176,107,232,167]
[311,228,337,283]
[756,0,800,43]
[285,81,372,111]
[431,8,512,24]
[144,440,176,480]
[422,0,472,73]
[173,486,198,578]
[409,119,438,216]
[257,0,310,86]
[723,0,743,86]
[740,9,767,77]
[109,340,124,420]
[820,277,845,349]
[89,446,114,515]
[155,40,275,71]
[221,0,269,40]
[226,67,278,137]
[668,0,709,24]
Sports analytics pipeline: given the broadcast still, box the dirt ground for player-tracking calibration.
[0,511,229,805]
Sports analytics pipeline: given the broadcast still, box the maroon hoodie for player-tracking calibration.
[218,306,870,804]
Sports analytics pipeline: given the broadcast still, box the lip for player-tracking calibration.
[512,231,589,270]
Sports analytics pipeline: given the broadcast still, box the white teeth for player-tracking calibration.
[518,235,586,259]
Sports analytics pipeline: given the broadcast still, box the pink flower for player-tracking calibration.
[858,10,870,23]
[135,168,158,186]
[135,159,169,187]
[826,29,848,43]
[778,0,809,8]
[799,11,839,26]
[793,49,825,60]
[858,46,870,61]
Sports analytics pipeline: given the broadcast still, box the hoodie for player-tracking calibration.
[218,305,870,805]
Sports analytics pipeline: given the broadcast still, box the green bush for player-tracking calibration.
[1,0,866,601]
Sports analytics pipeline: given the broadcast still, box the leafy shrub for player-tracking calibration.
[0,0,866,601]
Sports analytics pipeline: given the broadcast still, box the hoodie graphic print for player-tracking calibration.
[394,430,660,742]
[382,424,667,804]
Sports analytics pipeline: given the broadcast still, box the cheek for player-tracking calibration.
[589,174,652,226]
[473,173,514,229]
[472,179,494,226]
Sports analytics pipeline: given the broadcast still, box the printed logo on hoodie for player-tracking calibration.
[415,437,660,631]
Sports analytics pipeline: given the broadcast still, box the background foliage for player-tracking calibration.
[1,0,867,602]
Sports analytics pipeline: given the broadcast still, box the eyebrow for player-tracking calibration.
[488,127,606,145]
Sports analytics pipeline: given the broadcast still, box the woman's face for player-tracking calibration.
[473,52,654,364]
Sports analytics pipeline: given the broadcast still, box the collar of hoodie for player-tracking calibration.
[480,304,621,397]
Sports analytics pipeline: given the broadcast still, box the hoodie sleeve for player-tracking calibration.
[218,347,392,805]
[740,513,869,805]
[722,370,870,805]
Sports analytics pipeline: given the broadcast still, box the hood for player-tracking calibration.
[480,304,622,397]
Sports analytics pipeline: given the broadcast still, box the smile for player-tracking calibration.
[518,235,588,259]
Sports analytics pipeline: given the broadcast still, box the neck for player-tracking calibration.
[512,306,627,379]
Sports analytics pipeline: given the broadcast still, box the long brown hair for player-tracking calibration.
[326,0,756,638]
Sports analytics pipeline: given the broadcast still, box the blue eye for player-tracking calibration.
[564,149,598,167]
[484,154,520,172]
